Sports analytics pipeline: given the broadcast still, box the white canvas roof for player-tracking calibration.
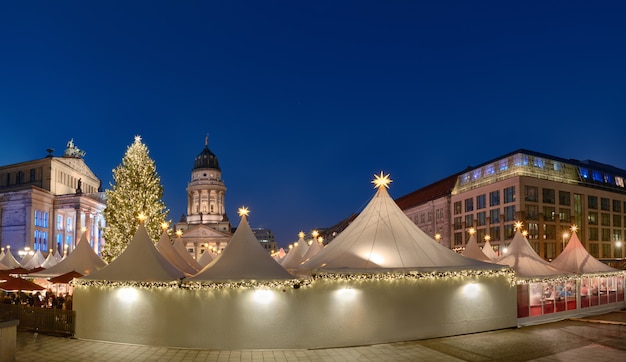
[550,231,618,274]
[196,248,215,267]
[172,236,202,271]
[0,248,23,269]
[461,233,492,262]
[299,239,324,265]
[82,223,184,282]
[280,235,308,269]
[156,229,199,276]
[30,233,107,278]
[301,178,498,272]
[482,239,498,261]
[40,251,59,269]
[495,229,569,279]
[23,250,47,269]
[189,213,294,281]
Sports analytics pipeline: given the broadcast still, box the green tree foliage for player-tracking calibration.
[101,135,169,263]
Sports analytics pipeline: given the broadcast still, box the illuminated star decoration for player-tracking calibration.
[570,225,578,233]
[298,231,305,239]
[514,221,523,231]
[372,171,392,189]
[135,135,142,143]
[238,206,250,217]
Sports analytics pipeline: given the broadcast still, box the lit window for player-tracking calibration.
[533,157,544,168]
[499,159,508,171]
[485,164,495,175]
[615,177,624,187]
[579,168,589,179]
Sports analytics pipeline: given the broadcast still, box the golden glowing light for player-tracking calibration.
[468,227,476,235]
[372,171,392,189]
[435,233,441,241]
[81,226,87,232]
[318,236,324,243]
[238,206,250,217]
[298,231,305,239]
[312,230,319,238]
[138,213,147,222]
[161,222,169,230]
[134,135,142,143]
[514,221,523,231]
[175,229,183,237]
[570,225,578,233]
[522,230,528,237]
[616,241,622,248]
[484,235,491,242]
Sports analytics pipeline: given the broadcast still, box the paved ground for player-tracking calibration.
[14,311,626,361]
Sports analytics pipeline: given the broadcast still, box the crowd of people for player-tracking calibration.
[1,290,73,310]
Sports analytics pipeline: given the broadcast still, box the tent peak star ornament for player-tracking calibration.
[372,171,392,189]
[238,206,250,217]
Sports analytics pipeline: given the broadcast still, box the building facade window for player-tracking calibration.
[528,223,539,239]
[526,205,539,220]
[490,226,501,241]
[602,228,611,242]
[589,227,598,241]
[613,200,622,213]
[543,206,556,221]
[57,215,63,230]
[454,217,462,230]
[613,214,622,227]
[588,212,598,225]
[454,201,462,215]
[558,191,570,206]
[559,208,570,223]
[588,196,598,209]
[477,211,486,226]
[504,186,515,203]
[543,188,555,204]
[524,186,538,202]
[504,206,516,222]
[490,208,500,224]
[489,191,500,206]
[477,194,486,209]
[601,198,610,211]
[465,214,474,228]
[601,213,610,226]
[465,198,474,212]
[66,217,73,232]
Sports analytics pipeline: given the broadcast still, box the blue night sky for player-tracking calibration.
[1,1,625,247]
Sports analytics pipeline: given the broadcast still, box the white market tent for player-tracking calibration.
[81,222,184,282]
[495,229,569,279]
[301,177,499,272]
[188,210,294,282]
[280,234,309,270]
[23,250,47,269]
[172,236,202,272]
[156,229,199,276]
[550,231,619,274]
[30,233,107,278]
[482,238,498,261]
[40,251,59,269]
[299,238,324,265]
[461,232,493,263]
[196,248,215,267]
[0,248,23,269]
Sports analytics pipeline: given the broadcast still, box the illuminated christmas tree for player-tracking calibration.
[101,135,169,263]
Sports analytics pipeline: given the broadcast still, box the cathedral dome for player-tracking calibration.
[193,144,220,171]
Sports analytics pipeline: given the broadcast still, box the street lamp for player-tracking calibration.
[562,231,569,252]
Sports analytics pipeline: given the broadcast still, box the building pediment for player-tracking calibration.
[181,224,231,239]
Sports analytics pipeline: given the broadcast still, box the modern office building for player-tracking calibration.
[0,140,105,258]
[251,227,278,253]
[396,149,626,262]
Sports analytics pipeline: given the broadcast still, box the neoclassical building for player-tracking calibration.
[175,137,232,260]
[0,140,105,258]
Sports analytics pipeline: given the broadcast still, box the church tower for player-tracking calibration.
[184,135,230,232]
[175,136,232,260]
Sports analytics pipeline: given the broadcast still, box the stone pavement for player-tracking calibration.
[14,311,626,362]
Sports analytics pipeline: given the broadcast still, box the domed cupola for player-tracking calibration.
[193,142,220,171]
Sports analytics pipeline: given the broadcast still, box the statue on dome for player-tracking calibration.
[64,138,86,158]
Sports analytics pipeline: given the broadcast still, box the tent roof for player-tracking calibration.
[550,231,619,274]
[156,229,199,276]
[461,233,493,262]
[300,239,324,265]
[40,251,59,269]
[23,250,47,270]
[196,249,215,267]
[0,249,23,269]
[30,233,107,278]
[482,239,498,261]
[189,214,294,281]
[172,237,202,271]
[301,183,499,272]
[280,236,308,269]
[81,223,184,282]
[495,229,570,279]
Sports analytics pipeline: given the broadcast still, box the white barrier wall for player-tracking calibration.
[74,275,517,349]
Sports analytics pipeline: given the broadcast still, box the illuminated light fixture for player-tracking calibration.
[372,171,392,189]
[616,241,623,248]
[484,235,491,242]
[570,225,578,233]
[288,244,293,249]
[117,287,138,303]
[81,226,87,232]
[312,230,319,238]
[138,213,147,222]
[502,247,509,254]
[435,233,442,241]
[298,231,305,239]
[369,253,384,265]
[161,222,169,230]
[468,227,476,235]
[176,229,183,237]
[317,236,324,243]
[514,221,523,231]
[238,206,250,217]
[252,289,274,304]
[522,230,528,237]
[334,287,359,300]
[463,282,480,298]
